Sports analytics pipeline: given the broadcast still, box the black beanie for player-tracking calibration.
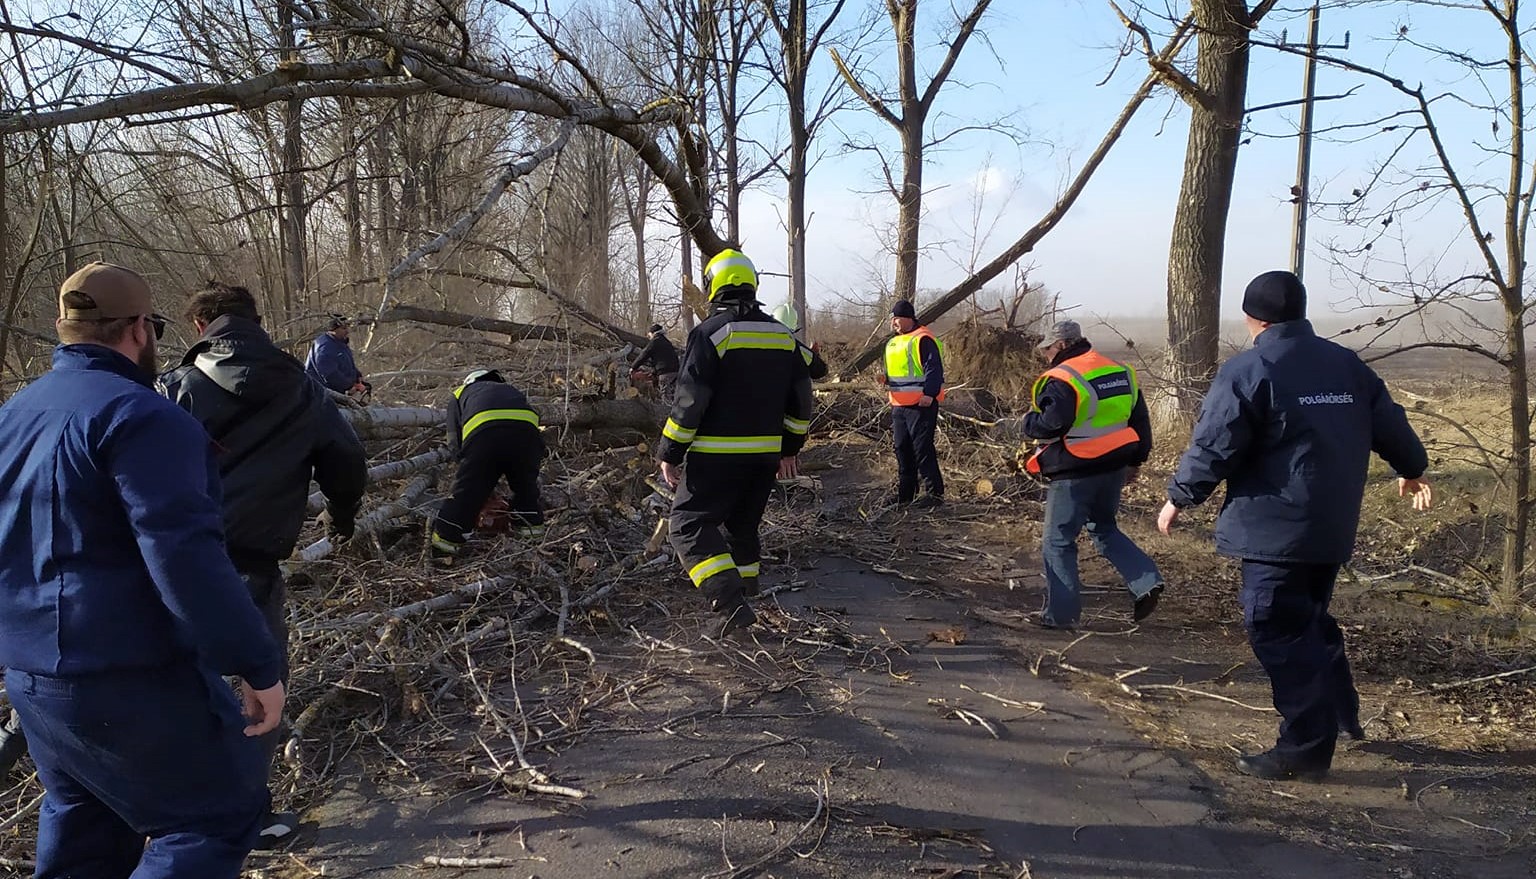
[1242,271,1307,323]
[891,300,917,319]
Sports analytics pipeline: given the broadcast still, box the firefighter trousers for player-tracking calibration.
[668,455,779,611]
[434,431,544,548]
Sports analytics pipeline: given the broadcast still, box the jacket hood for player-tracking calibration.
[179,315,306,402]
[1254,318,1315,347]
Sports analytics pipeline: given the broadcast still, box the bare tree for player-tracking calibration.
[1293,0,1534,604]
[758,0,852,335]
[1113,0,1280,415]
[831,0,994,308]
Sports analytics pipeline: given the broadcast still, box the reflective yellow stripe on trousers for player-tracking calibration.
[688,553,736,587]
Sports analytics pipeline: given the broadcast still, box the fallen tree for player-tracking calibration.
[836,14,1196,379]
[367,305,613,348]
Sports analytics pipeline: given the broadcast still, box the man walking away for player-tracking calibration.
[881,300,945,508]
[631,324,681,403]
[430,369,546,562]
[0,262,285,877]
[1159,270,1433,782]
[161,281,367,845]
[304,315,367,396]
[658,249,815,635]
[1024,320,1163,629]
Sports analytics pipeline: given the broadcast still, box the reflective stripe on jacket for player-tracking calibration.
[655,301,816,465]
[448,381,543,457]
[1026,350,1140,474]
[884,326,946,406]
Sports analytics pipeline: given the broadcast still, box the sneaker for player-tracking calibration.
[1235,750,1328,782]
[1133,585,1164,622]
[910,494,945,510]
[255,810,300,849]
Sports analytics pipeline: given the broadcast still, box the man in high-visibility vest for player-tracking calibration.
[881,300,945,508]
[658,249,815,636]
[1025,320,1163,629]
[430,368,546,562]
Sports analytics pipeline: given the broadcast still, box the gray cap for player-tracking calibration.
[1041,319,1083,348]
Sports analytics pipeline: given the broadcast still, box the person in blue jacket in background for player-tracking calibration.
[0,262,285,878]
[304,315,367,395]
[1159,269,1433,783]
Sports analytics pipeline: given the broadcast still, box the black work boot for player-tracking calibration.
[1133,585,1164,622]
[718,602,759,637]
[1235,749,1329,782]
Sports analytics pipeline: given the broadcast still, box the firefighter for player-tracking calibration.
[658,249,815,635]
[631,323,681,402]
[430,369,546,561]
[882,300,945,507]
[1024,319,1163,629]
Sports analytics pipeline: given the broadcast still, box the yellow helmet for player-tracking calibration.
[703,249,757,300]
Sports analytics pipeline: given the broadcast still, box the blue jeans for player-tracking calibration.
[1041,468,1163,627]
[7,664,268,879]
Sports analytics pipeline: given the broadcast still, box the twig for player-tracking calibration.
[701,777,830,879]
[1415,665,1536,695]
[0,791,44,834]
[1138,684,1275,713]
[423,854,547,868]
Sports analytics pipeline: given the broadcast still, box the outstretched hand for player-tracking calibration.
[1157,500,1181,535]
[1399,477,1434,512]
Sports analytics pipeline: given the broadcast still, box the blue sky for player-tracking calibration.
[722,0,1504,325]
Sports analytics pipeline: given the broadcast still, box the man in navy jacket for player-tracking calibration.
[1160,270,1433,782]
[0,263,285,877]
[304,316,365,394]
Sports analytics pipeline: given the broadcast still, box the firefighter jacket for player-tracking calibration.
[656,297,816,465]
[631,334,680,375]
[448,379,545,460]
[1024,340,1151,479]
[160,314,367,566]
[883,326,945,406]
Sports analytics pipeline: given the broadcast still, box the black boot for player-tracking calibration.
[1235,749,1329,782]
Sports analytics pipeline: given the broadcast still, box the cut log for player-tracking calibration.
[307,448,452,514]
[343,406,444,431]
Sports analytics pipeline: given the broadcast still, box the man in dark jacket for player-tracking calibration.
[1160,270,1433,782]
[631,324,681,403]
[304,316,366,394]
[161,282,367,843]
[430,369,546,561]
[0,263,285,877]
[658,249,815,635]
[881,300,945,507]
[1024,320,1163,629]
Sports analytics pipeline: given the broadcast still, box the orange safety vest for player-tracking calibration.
[884,326,947,406]
[1025,350,1140,474]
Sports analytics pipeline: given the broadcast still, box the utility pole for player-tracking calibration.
[1286,4,1348,282]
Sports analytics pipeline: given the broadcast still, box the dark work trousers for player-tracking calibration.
[892,404,943,502]
[239,564,289,790]
[669,455,779,610]
[7,664,268,879]
[657,372,678,405]
[434,429,544,545]
[1241,560,1357,768]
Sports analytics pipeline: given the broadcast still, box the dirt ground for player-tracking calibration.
[272,425,1534,879]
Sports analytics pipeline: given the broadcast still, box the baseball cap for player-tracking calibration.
[1041,319,1083,348]
[58,262,153,320]
[1242,271,1307,323]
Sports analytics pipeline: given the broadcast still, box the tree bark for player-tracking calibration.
[279,0,307,318]
[1163,0,1253,416]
